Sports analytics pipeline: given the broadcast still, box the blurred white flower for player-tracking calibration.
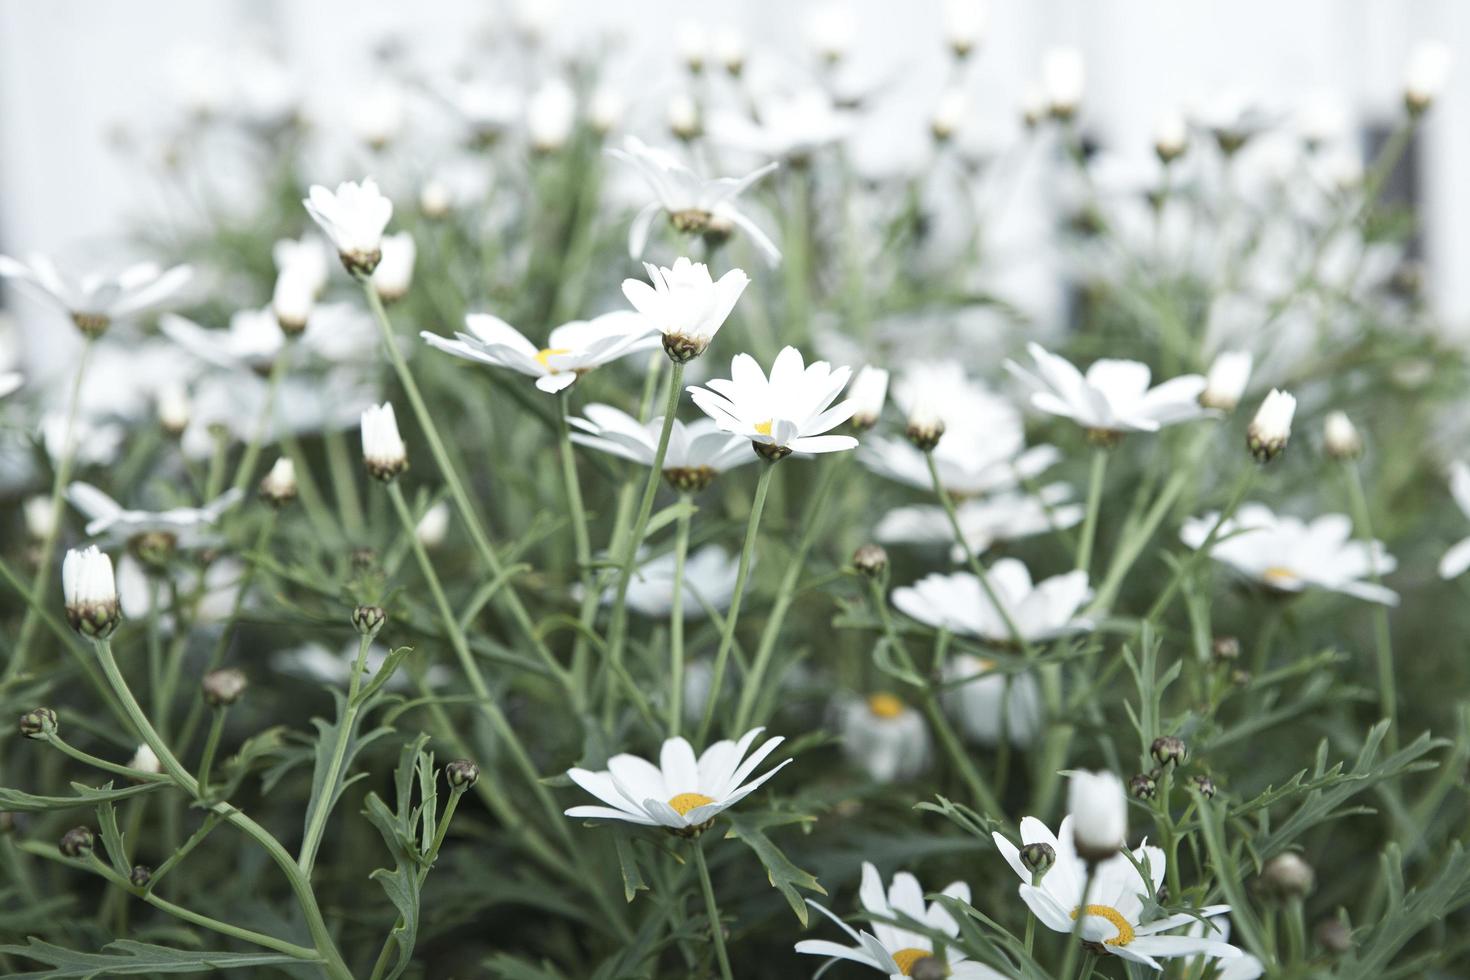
[129,743,162,775]
[272,234,329,332]
[565,727,790,830]
[796,862,1002,978]
[1323,410,1362,460]
[350,82,407,149]
[608,137,780,265]
[713,26,746,74]
[711,89,850,160]
[42,411,125,467]
[1404,40,1452,111]
[1068,770,1127,859]
[162,308,284,375]
[416,500,451,548]
[622,257,750,361]
[847,366,888,430]
[943,0,988,58]
[1439,463,1470,579]
[303,179,394,275]
[1006,343,1210,436]
[570,404,751,488]
[1041,47,1085,117]
[1200,350,1253,412]
[667,92,701,140]
[273,640,453,691]
[1181,502,1398,605]
[610,544,742,618]
[837,693,930,783]
[687,346,859,459]
[361,402,407,479]
[1191,91,1277,152]
[67,482,242,550]
[259,457,298,505]
[372,232,416,303]
[1154,109,1189,161]
[874,485,1082,559]
[421,310,657,393]
[527,78,576,153]
[930,87,969,141]
[892,560,1093,644]
[803,1,857,63]
[23,495,55,540]
[674,20,709,72]
[0,372,20,399]
[156,382,191,435]
[1246,389,1296,462]
[943,655,1042,747]
[0,255,192,335]
[587,85,624,135]
[439,77,521,143]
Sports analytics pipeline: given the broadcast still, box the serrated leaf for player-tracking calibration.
[0,782,164,813]
[0,937,306,977]
[298,690,394,851]
[725,812,826,924]
[94,800,130,877]
[360,734,433,980]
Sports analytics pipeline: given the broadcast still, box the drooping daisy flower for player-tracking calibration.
[420,311,657,394]
[161,309,285,375]
[565,727,790,834]
[874,485,1083,560]
[303,178,394,276]
[942,656,1043,747]
[687,346,858,460]
[609,136,780,265]
[605,544,742,619]
[67,483,243,562]
[570,404,752,491]
[836,693,930,783]
[0,255,192,336]
[796,862,1006,978]
[1438,462,1470,579]
[621,257,750,362]
[993,816,1243,971]
[1005,343,1210,439]
[1180,503,1398,605]
[892,561,1093,645]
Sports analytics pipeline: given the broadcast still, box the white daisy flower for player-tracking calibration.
[837,693,930,784]
[1068,770,1128,859]
[272,235,330,297]
[420,311,657,394]
[1439,462,1470,579]
[608,136,780,265]
[1042,47,1086,117]
[0,255,192,336]
[606,544,742,619]
[993,816,1243,971]
[67,482,243,553]
[303,178,394,276]
[1404,40,1453,112]
[848,366,889,430]
[1180,502,1398,605]
[687,346,859,460]
[942,656,1043,747]
[1183,919,1266,980]
[570,404,752,491]
[621,257,750,362]
[874,485,1083,560]
[162,309,285,375]
[1246,389,1296,462]
[41,412,125,467]
[710,89,851,161]
[1200,350,1253,412]
[892,560,1094,645]
[1005,343,1210,437]
[416,500,451,549]
[526,78,576,154]
[350,81,407,150]
[436,76,521,144]
[565,727,790,834]
[795,862,1006,979]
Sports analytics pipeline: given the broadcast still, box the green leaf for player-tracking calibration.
[724,812,826,924]
[613,835,648,903]
[0,782,165,813]
[0,937,305,977]
[355,646,416,707]
[299,691,394,850]
[94,800,130,877]
[360,734,434,980]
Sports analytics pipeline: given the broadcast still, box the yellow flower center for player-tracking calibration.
[536,347,572,370]
[892,948,941,975]
[1262,566,1297,585]
[1070,904,1136,946]
[667,792,716,816]
[754,419,774,436]
[867,692,906,719]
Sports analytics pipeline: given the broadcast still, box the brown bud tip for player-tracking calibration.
[1190,774,1216,799]
[1128,772,1157,800]
[60,825,95,858]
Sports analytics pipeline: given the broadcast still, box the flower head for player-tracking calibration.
[67,483,242,559]
[421,311,657,394]
[1246,389,1296,462]
[1404,40,1452,113]
[892,561,1093,646]
[0,255,192,336]
[259,457,298,507]
[1006,343,1209,438]
[565,727,790,835]
[942,656,1043,747]
[527,78,577,153]
[621,257,750,362]
[688,346,858,460]
[372,231,416,303]
[602,545,742,619]
[837,694,930,784]
[848,366,889,430]
[303,178,394,276]
[1200,350,1253,412]
[1068,770,1127,861]
[1323,410,1362,460]
[570,404,751,491]
[875,485,1083,560]
[63,546,120,638]
[361,402,407,481]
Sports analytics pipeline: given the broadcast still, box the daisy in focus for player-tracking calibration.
[609,136,781,264]
[1180,503,1398,605]
[570,404,752,491]
[994,816,1243,970]
[1006,342,1210,439]
[622,257,750,362]
[565,727,790,835]
[0,255,192,336]
[892,560,1093,645]
[421,311,657,393]
[687,346,858,460]
[795,862,1006,978]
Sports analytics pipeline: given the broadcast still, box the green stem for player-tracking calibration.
[297,631,372,875]
[1075,446,1110,574]
[7,336,96,679]
[196,708,228,796]
[324,426,365,535]
[698,460,776,745]
[1342,460,1396,749]
[366,786,467,980]
[230,347,288,493]
[1057,864,1097,980]
[43,734,170,783]
[692,838,736,980]
[669,496,693,735]
[557,389,595,606]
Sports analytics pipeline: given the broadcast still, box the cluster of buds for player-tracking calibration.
[62,547,121,639]
[361,403,408,481]
[202,668,248,707]
[1247,389,1296,463]
[259,457,298,507]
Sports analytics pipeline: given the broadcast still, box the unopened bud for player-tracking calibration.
[361,403,408,481]
[852,544,889,578]
[904,399,945,452]
[1323,411,1362,460]
[1315,917,1352,955]
[1211,636,1240,663]
[1190,774,1216,798]
[353,604,387,637]
[1262,851,1315,898]
[259,457,298,507]
[130,865,152,888]
[1154,110,1189,164]
[157,383,191,436]
[1068,770,1127,863]
[60,825,95,858]
[446,759,480,789]
[202,668,248,707]
[1020,841,1055,877]
[848,366,889,431]
[62,546,121,639]
[1128,772,1157,800]
[1247,389,1296,463]
[1151,735,1187,768]
[20,707,57,740]
[1200,350,1252,412]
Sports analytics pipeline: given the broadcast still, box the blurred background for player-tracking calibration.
[0,0,1463,376]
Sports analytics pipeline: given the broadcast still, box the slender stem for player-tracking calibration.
[43,734,170,783]
[698,460,776,745]
[297,630,373,875]
[196,708,228,796]
[1058,864,1097,980]
[602,360,685,726]
[230,347,288,493]
[669,495,693,735]
[557,389,595,600]
[323,426,365,535]
[8,336,96,679]
[692,839,736,980]
[1342,460,1396,749]
[1075,447,1110,574]
[1143,464,1257,624]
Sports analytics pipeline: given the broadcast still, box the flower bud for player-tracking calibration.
[904,395,945,452]
[587,86,624,136]
[372,232,416,304]
[852,543,889,578]
[361,403,408,481]
[930,88,967,143]
[130,865,152,888]
[1404,40,1452,115]
[60,825,95,858]
[23,495,55,541]
[667,93,701,142]
[446,759,480,789]
[804,2,856,64]
[1067,770,1127,863]
[129,743,162,776]
[20,707,57,740]
[259,457,298,507]
[1151,735,1187,768]
[527,79,576,154]
[1262,851,1315,898]
[1020,841,1055,878]
[1154,109,1189,163]
[1042,47,1085,120]
[416,500,450,548]
[62,546,121,639]
[1128,772,1157,800]
[1212,635,1240,663]
[202,668,248,707]
[943,0,988,59]
[713,26,746,75]
[272,268,315,336]
[1247,389,1296,463]
[1190,774,1216,799]
[675,21,708,73]
[420,180,452,219]
[156,382,191,436]
[1323,411,1362,460]
[848,366,889,431]
[1315,917,1352,955]
[1200,350,1252,412]
[353,604,387,636]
